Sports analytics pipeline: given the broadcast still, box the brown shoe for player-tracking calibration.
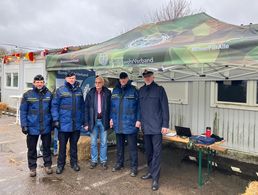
[29,169,36,177]
[45,166,53,174]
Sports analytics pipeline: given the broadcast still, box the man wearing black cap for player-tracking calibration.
[139,70,169,191]
[51,72,84,174]
[110,72,140,177]
[20,75,53,177]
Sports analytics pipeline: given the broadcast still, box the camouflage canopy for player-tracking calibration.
[46,13,258,81]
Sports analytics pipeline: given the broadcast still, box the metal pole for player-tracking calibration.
[198,148,203,187]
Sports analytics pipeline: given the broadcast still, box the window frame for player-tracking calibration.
[5,72,19,89]
[210,80,258,111]
[6,73,12,87]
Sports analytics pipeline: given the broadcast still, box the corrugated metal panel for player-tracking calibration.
[167,81,258,155]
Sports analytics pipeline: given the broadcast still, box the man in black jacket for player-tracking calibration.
[139,70,169,191]
[84,76,111,170]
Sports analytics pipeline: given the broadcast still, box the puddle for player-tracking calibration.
[40,177,62,183]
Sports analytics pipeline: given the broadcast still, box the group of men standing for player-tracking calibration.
[20,70,169,191]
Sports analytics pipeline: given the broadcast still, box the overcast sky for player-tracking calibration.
[0,0,257,51]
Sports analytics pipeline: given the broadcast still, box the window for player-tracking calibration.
[217,80,247,103]
[5,72,19,88]
[6,73,11,87]
[13,73,18,87]
[211,80,258,111]
[256,81,258,104]
[26,82,33,88]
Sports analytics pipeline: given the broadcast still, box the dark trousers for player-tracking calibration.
[57,131,80,168]
[116,133,138,171]
[144,134,162,181]
[27,133,52,170]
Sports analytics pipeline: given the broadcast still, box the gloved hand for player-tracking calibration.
[52,121,60,129]
[22,127,28,135]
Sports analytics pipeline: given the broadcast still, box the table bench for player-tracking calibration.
[163,134,227,187]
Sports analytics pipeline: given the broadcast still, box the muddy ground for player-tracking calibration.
[0,115,251,195]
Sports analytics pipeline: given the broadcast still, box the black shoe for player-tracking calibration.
[141,173,152,180]
[152,180,159,191]
[101,162,108,170]
[130,170,137,177]
[56,166,64,174]
[71,164,80,172]
[89,162,97,169]
[112,164,123,172]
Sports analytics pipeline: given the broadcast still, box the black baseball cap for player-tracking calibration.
[119,72,128,79]
[66,71,76,77]
[142,70,154,77]
[33,74,44,81]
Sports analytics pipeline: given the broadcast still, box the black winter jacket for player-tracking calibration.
[139,81,169,134]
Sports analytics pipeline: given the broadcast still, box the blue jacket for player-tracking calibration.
[20,86,52,135]
[84,86,111,131]
[110,81,140,134]
[139,81,169,135]
[51,81,84,132]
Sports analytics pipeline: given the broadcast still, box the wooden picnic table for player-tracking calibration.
[163,132,227,187]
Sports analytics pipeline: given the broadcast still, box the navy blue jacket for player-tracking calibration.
[139,81,169,134]
[111,81,140,134]
[51,81,84,132]
[20,86,52,135]
[84,86,111,131]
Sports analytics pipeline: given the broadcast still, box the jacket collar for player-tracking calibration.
[116,80,132,89]
[65,81,80,91]
[33,85,48,94]
[145,81,155,87]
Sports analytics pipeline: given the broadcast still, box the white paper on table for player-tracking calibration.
[165,132,177,137]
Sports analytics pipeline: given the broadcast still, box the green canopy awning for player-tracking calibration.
[46,13,258,81]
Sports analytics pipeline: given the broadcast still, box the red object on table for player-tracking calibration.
[206,127,211,137]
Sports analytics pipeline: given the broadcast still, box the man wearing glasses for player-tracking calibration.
[84,76,111,170]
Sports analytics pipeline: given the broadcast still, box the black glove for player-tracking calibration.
[52,121,60,129]
[22,127,28,135]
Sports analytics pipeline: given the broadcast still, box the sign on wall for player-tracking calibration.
[55,69,95,99]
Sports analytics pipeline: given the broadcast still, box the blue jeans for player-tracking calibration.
[90,119,107,163]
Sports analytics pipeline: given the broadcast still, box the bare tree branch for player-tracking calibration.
[146,0,201,23]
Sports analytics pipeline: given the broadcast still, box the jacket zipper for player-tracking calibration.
[72,90,76,131]
[39,93,44,133]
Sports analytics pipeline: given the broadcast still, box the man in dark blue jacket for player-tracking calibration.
[51,72,84,174]
[139,70,169,191]
[20,75,53,177]
[110,72,140,177]
[84,76,111,170]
